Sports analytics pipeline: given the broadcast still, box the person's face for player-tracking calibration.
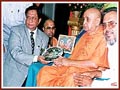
[83,10,100,33]
[25,10,41,31]
[103,11,117,45]
[43,20,56,37]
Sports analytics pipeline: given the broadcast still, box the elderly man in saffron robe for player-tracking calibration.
[74,7,118,88]
[36,8,109,87]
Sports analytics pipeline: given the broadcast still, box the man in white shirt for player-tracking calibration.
[92,8,118,88]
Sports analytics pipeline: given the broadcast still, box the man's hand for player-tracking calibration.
[37,56,51,64]
[53,56,70,66]
[111,82,117,86]
[53,56,64,66]
[73,73,93,87]
[80,70,102,78]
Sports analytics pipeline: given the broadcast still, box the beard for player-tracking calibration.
[107,38,116,46]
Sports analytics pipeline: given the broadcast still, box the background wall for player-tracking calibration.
[41,3,70,39]
[42,3,55,20]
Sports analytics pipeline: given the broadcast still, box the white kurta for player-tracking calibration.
[91,42,118,88]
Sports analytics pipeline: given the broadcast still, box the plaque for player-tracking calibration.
[42,47,63,61]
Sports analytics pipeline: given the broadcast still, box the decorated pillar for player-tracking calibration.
[67,3,87,36]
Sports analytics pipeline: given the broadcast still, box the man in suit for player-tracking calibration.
[2,2,33,63]
[3,6,50,87]
[25,19,57,87]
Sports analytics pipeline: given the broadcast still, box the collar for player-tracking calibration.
[28,28,38,39]
[28,28,37,35]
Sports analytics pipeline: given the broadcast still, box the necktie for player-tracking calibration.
[30,32,35,54]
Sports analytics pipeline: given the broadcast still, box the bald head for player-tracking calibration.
[44,19,54,27]
[84,8,101,19]
[83,8,101,33]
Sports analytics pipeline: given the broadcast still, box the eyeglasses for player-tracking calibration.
[44,27,56,30]
[103,21,117,29]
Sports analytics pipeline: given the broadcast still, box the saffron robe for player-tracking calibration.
[52,37,58,47]
[37,26,109,87]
